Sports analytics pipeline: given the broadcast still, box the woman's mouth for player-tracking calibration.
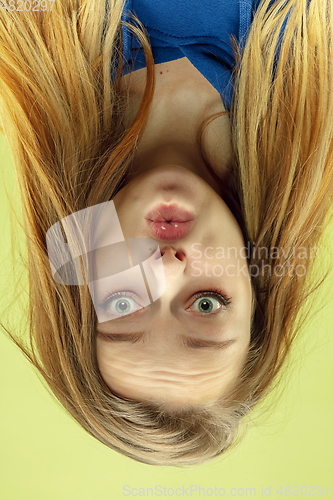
[145,204,194,241]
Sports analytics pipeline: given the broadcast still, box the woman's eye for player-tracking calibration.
[187,290,231,315]
[99,289,231,318]
[100,291,143,317]
[189,297,222,314]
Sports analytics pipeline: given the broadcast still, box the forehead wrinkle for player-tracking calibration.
[103,364,238,402]
[108,371,230,391]
[143,368,230,383]
[100,351,230,380]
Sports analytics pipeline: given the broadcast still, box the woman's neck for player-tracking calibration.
[120,57,233,193]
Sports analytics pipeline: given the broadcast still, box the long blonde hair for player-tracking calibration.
[0,0,333,466]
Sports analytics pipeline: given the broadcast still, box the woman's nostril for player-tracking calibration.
[159,247,186,260]
[175,250,186,261]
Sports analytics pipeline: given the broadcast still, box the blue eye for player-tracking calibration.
[99,291,143,317]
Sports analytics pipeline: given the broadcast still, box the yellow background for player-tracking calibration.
[0,134,332,499]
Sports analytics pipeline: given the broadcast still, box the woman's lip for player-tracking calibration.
[145,220,194,241]
[145,203,194,223]
[145,203,195,241]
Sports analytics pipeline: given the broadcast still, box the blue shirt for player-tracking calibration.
[115,0,291,113]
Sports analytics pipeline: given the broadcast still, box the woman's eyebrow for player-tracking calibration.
[97,331,237,350]
[184,338,237,349]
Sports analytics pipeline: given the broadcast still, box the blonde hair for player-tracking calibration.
[1,0,333,466]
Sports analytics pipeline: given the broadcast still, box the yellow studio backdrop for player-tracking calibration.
[0,133,332,500]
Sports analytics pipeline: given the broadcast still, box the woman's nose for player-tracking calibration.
[160,246,186,263]
[161,246,187,278]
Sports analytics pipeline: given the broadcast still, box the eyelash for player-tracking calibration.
[99,288,232,316]
[192,288,232,307]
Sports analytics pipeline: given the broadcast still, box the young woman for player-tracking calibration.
[0,0,332,466]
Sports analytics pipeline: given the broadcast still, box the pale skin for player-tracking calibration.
[95,57,252,408]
